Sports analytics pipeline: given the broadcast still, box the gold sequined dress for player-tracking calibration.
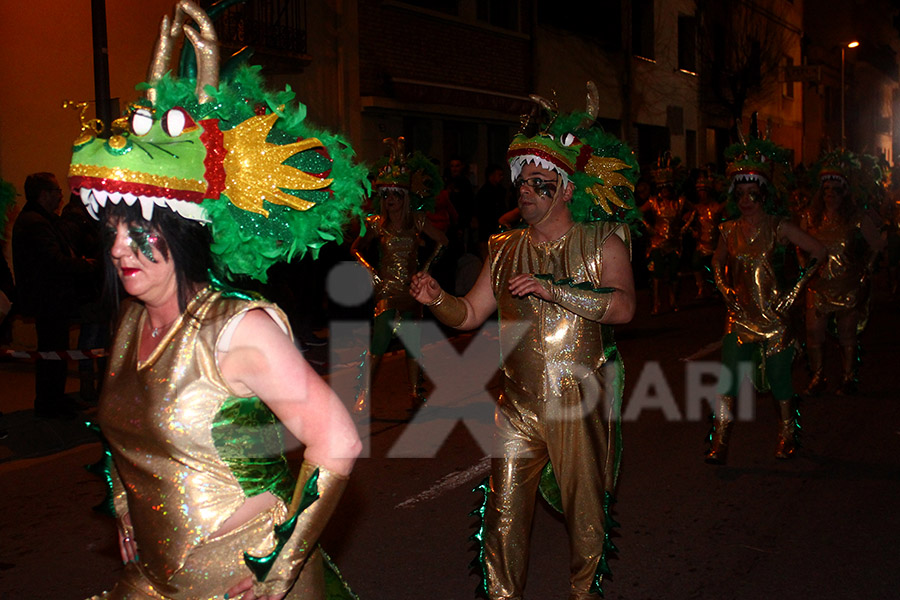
[646,195,685,255]
[805,213,866,314]
[367,212,426,317]
[92,288,325,600]
[718,215,790,355]
[694,202,723,256]
[482,222,626,599]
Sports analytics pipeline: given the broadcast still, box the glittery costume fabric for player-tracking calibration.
[718,215,790,355]
[693,202,723,257]
[484,222,626,599]
[368,211,427,317]
[805,213,866,314]
[94,288,325,599]
[645,196,685,255]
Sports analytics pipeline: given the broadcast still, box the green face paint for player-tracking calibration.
[126,226,160,262]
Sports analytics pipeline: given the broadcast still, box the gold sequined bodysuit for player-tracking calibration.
[694,202,723,256]
[646,196,685,254]
[718,215,790,355]
[94,288,324,599]
[367,212,426,316]
[806,213,866,314]
[483,222,626,600]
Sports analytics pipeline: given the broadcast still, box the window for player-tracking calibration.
[632,0,655,60]
[477,0,519,30]
[677,14,696,73]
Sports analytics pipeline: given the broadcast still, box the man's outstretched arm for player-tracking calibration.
[410,259,497,330]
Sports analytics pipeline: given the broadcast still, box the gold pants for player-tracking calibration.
[483,374,616,600]
[93,506,325,600]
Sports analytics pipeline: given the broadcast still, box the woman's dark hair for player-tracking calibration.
[100,201,216,313]
[808,181,855,228]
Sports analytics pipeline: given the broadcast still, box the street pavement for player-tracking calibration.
[1,281,899,599]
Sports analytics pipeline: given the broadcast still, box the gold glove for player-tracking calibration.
[425,289,467,328]
[244,462,348,597]
[536,277,612,321]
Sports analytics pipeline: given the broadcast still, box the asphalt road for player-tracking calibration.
[1,283,898,600]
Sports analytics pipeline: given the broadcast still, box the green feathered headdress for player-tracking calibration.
[724,113,792,215]
[371,137,442,213]
[507,83,640,224]
[68,1,368,282]
[813,149,885,211]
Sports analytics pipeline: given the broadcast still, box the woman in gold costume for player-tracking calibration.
[641,155,689,314]
[707,130,825,465]
[352,141,447,412]
[69,3,367,598]
[686,168,725,299]
[801,153,885,395]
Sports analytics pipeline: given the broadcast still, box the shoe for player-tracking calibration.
[775,418,797,459]
[353,388,369,414]
[804,370,826,396]
[705,395,734,465]
[705,420,732,464]
[836,375,858,396]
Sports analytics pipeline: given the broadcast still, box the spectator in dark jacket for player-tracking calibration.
[12,173,95,417]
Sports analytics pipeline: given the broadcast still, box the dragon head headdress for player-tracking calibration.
[724,113,792,215]
[370,137,442,213]
[67,0,369,282]
[507,82,640,224]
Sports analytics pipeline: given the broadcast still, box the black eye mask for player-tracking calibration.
[514,176,558,198]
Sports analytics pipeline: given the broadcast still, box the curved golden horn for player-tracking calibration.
[146,1,218,104]
[180,1,219,103]
[582,81,599,128]
[735,118,746,146]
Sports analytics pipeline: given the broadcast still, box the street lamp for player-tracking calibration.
[841,40,860,148]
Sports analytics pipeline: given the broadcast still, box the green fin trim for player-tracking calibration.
[538,461,563,513]
[244,468,321,582]
[208,271,255,301]
[83,420,117,518]
[533,273,615,294]
[469,477,490,598]
[321,547,360,600]
[590,492,620,596]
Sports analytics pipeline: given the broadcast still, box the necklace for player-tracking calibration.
[149,317,177,339]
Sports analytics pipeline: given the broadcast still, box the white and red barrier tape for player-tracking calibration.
[1,348,108,360]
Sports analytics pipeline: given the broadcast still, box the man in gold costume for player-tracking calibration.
[707,126,825,465]
[411,88,638,599]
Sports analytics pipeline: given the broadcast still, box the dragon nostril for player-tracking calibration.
[106,135,132,155]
